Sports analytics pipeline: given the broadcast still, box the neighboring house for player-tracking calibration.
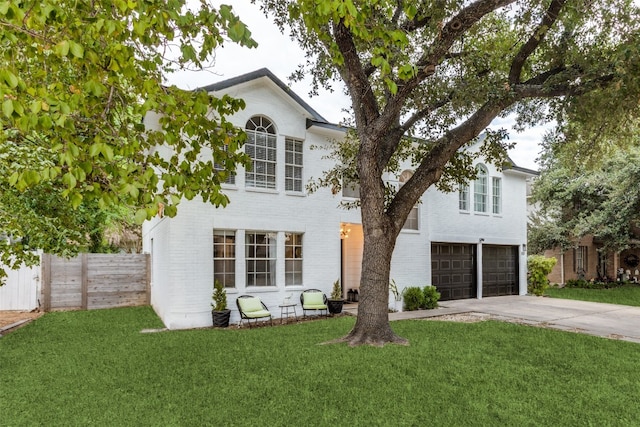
[544,235,640,285]
[142,68,536,330]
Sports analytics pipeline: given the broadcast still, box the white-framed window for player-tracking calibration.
[459,184,470,211]
[285,233,303,286]
[399,170,419,230]
[342,180,360,198]
[474,165,488,213]
[285,137,303,192]
[214,145,236,185]
[213,230,236,288]
[492,177,502,214]
[246,232,277,286]
[245,116,277,189]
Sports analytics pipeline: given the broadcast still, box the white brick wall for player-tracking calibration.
[142,74,532,329]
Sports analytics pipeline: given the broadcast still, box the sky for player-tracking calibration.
[166,1,548,171]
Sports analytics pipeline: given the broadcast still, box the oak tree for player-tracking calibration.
[259,0,640,345]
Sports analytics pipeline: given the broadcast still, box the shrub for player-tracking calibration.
[564,279,626,289]
[527,255,557,296]
[211,280,227,311]
[403,287,424,311]
[422,286,440,309]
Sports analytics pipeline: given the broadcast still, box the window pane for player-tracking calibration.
[474,166,488,213]
[492,177,501,214]
[246,232,276,287]
[285,138,303,192]
[213,230,235,288]
[245,117,277,189]
[459,185,469,211]
[285,233,303,286]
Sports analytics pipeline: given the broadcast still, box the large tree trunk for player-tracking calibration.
[336,226,409,346]
[332,140,409,346]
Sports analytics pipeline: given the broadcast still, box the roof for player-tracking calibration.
[198,68,328,123]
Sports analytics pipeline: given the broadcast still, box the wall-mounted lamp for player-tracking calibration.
[522,243,527,254]
[478,238,485,243]
[340,224,351,239]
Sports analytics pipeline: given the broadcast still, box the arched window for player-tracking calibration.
[399,170,419,230]
[473,165,488,213]
[245,116,277,189]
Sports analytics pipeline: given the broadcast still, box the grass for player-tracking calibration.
[545,284,640,306]
[2,307,640,426]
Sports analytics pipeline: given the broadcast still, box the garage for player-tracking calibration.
[482,245,519,297]
[431,243,476,301]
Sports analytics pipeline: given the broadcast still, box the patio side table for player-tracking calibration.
[278,303,298,324]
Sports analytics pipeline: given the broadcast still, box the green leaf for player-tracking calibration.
[134,208,148,224]
[54,40,70,57]
[69,41,84,58]
[2,99,13,117]
[3,70,18,88]
[70,192,83,209]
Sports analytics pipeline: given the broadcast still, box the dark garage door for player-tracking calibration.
[482,245,519,297]
[431,243,476,301]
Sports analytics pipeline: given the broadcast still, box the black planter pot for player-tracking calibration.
[327,299,344,314]
[212,309,231,328]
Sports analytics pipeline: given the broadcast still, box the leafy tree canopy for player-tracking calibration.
[258,0,640,346]
[0,1,256,276]
[530,121,640,254]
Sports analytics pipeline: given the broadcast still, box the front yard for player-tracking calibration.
[545,283,640,306]
[2,306,640,426]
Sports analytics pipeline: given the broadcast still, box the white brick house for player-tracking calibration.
[142,68,536,329]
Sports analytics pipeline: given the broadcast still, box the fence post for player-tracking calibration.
[81,253,88,310]
[41,254,51,311]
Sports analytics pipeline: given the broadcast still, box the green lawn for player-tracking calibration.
[2,307,640,426]
[545,284,640,306]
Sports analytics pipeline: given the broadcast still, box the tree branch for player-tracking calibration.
[508,0,566,85]
[388,98,512,230]
[332,20,380,129]
[514,73,616,98]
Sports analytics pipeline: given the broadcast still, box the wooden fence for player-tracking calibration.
[41,253,150,311]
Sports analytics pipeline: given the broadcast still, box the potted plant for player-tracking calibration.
[211,280,231,327]
[327,279,344,314]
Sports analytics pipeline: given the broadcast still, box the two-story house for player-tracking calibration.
[142,68,536,329]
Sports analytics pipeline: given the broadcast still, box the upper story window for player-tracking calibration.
[285,137,303,192]
[473,165,488,213]
[399,170,419,230]
[245,116,277,189]
[492,177,502,214]
[459,184,470,211]
[214,145,236,185]
[342,180,360,198]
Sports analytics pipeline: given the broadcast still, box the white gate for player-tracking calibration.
[0,262,41,311]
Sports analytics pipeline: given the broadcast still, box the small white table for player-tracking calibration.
[278,303,298,324]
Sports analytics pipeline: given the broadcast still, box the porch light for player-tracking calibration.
[340,224,351,239]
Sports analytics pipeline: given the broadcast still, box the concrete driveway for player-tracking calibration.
[390,295,640,343]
